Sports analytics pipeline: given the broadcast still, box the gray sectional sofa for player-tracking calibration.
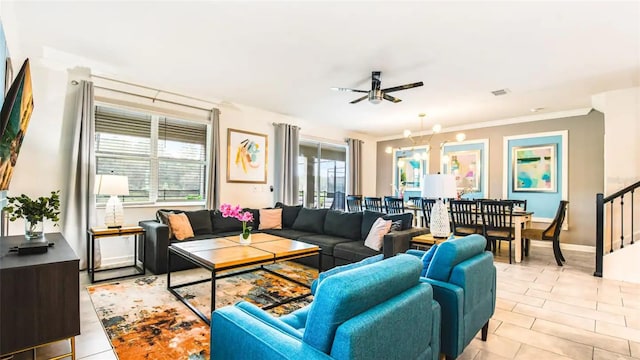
[139,203,427,274]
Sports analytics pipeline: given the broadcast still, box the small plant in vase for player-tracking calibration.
[4,190,60,239]
[220,203,253,245]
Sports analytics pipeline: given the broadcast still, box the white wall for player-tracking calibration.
[3,58,377,264]
[592,87,640,282]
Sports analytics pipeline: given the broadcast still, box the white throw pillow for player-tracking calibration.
[364,217,392,251]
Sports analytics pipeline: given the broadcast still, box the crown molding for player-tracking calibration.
[375,108,593,142]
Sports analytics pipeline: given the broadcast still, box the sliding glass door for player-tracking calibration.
[298,141,346,209]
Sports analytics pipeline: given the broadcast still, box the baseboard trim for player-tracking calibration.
[530,240,595,253]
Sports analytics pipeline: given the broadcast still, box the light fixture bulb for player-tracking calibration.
[432,124,442,133]
[397,160,405,168]
[456,133,466,142]
[385,146,393,154]
[403,129,412,138]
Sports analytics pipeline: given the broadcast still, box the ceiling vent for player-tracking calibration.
[491,88,511,96]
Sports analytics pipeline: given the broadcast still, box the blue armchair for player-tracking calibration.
[211,254,441,360]
[406,234,496,360]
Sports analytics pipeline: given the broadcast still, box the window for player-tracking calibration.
[298,141,346,209]
[95,105,208,204]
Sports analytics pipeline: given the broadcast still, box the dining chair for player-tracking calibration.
[521,200,569,266]
[363,196,384,212]
[502,199,527,211]
[346,195,363,212]
[449,199,482,237]
[419,198,436,228]
[384,196,405,214]
[480,200,515,263]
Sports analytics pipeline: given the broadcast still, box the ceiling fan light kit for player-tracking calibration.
[332,71,423,104]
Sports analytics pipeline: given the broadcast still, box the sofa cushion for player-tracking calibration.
[323,210,362,240]
[297,234,353,255]
[260,228,317,240]
[364,217,392,251]
[292,208,328,233]
[244,208,260,229]
[275,202,303,228]
[211,210,243,234]
[420,244,438,277]
[184,210,213,235]
[259,208,283,230]
[333,241,381,263]
[167,213,194,241]
[156,209,178,239]
[361,210,386,241]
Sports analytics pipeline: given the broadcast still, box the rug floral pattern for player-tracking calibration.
[88,262,317,360]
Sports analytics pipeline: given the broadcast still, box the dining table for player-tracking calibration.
[405,201,533,263]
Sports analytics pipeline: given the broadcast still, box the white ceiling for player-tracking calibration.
[2,1,639,137]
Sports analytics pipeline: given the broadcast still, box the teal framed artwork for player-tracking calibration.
[513,144,556,192]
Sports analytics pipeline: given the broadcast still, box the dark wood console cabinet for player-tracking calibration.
[0,233,80,356]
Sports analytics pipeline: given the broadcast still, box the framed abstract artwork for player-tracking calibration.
[513,144,556,192]
[227,128,268,183]
[446,149,481,191]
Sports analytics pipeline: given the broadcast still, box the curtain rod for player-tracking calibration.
[90,74,219,107]
[92,85,214,113]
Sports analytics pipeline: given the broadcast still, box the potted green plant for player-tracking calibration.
[3,190,60,239]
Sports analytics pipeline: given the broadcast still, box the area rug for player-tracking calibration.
[87,262,317,360]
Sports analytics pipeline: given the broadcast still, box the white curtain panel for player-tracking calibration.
[62,80,99,270]
[347,138,363,196]
[273,123,300,204]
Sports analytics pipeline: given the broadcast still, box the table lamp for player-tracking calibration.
[422,174,457,238]
[95,174,129,228]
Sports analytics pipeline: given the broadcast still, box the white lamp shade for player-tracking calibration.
[95,175,130,196]
[421,174,457,199]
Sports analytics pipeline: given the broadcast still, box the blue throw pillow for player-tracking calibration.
[420,244,439,277]
[310,254,384,294]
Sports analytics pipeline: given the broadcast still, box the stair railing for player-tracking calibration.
[595,180,640,277]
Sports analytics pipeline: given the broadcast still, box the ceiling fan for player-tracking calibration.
[331,71,423,104]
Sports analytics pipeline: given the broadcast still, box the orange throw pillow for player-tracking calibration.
[258,208,283,230]
[167,213,194,240]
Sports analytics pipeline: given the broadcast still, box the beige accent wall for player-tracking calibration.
[377,110,604,247]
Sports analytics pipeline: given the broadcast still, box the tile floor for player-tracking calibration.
[6,243,640,360]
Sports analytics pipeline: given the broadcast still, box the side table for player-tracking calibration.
[411,233,462,249]
[87,226,145,283]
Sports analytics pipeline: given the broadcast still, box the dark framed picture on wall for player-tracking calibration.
[513,144,556,192]
[227,128,268,183]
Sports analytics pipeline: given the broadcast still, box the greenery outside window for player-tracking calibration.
[95,105,208,204]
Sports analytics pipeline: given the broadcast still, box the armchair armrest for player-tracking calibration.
[420,278,464,358]
[212,305,332,360]
[382,227,429,258]
[139,220,170,274]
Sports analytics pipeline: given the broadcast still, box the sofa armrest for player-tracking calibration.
[382,227,429,258]
[212,305,332,360]
[420,278,464,358]
[139,220,170,274]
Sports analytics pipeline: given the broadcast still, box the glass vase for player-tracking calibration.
[25,219,44,239]
[239,233,251,246]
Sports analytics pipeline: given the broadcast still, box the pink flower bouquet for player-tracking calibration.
[220,203,254,239]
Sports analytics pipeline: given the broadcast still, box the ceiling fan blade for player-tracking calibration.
[383,93,402,103]
[331,87,368,93]
[371,71,381,91]
[350,95,369,104]
[382,81,424,93]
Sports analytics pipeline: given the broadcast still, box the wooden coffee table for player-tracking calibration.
[167,233,321,324]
